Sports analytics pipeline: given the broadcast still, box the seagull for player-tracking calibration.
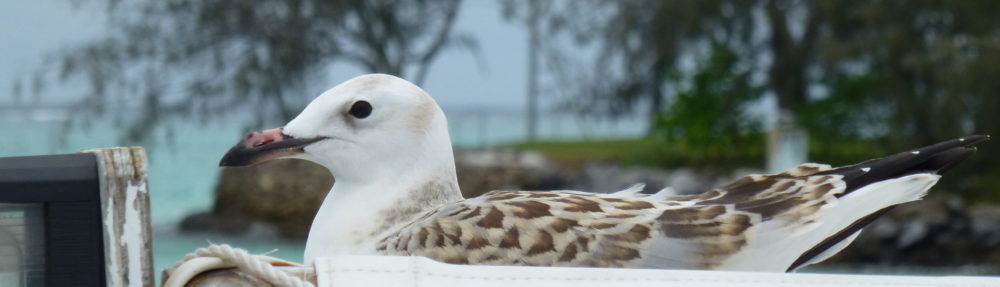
[219,74,988,272]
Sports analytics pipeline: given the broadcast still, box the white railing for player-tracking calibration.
[172,254,1000,287]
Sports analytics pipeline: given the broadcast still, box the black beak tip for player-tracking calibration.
[218,157,235,167]
[218,136,326,167]
[218,144,255,167]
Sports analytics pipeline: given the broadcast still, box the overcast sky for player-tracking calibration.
[1,0,537,112]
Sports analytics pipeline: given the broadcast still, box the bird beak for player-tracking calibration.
[219,127,327,167]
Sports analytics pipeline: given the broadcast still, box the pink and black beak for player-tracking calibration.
[219,128,327,167]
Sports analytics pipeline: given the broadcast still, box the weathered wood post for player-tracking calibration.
[84,147,155,287]
[0,147,154,286]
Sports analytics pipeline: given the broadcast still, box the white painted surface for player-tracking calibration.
[87,147,154,287]
[314,255,1000,287]
[99,171,122,287]
[122,182,147,287]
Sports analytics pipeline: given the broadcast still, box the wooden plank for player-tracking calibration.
[84,147,154,287]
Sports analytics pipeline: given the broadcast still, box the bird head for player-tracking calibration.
[219,74,455,183]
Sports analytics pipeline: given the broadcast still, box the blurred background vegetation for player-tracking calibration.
[512,0,1000,202]
[4,0,1000,275]
[18,0,1000,198]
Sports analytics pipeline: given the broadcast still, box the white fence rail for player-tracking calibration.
[176,254,1000,287]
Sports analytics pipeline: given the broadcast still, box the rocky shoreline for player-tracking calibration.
[181,149,1000,270]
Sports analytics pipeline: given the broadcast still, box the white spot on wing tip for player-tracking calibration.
[911,151,920,155]
[960,138,966,142]
[861,167,871,173]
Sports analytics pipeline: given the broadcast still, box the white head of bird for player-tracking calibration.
[219,74,462,262]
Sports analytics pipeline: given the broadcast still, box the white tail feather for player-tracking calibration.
[719,173,940,271]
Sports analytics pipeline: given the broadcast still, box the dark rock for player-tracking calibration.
[826,195,1000,267]
[180,159,333,239]
[567,163,747,195]
[455,149,566,198]
[895,220,929,249]
[179,211,251,233]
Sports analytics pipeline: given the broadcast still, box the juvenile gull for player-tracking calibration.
[219,74,988,272]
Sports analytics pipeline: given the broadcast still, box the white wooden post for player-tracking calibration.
[767,110,808,174]
[84,147,154,287]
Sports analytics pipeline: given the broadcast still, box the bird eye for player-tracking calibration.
[349,101,372,119]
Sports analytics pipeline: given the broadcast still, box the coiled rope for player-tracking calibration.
[162,244,314,287]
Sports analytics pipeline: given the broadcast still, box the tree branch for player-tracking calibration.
[413,0,462,85]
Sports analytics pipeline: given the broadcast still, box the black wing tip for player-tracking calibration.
[915,135,987,174]
[913,135,988,154]
[821,135,988,194]
[908,146,977,176]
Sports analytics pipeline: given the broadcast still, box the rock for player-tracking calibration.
[895,220,929,249]
[455,149,566,198]
[569,163,672,194]
[181,159,333,239]
[179,211,251,234]
[568,163,745,195]
[970,207,1000,246]
[825,195,1000,267]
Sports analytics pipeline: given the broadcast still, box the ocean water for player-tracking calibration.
[0,107,646,279]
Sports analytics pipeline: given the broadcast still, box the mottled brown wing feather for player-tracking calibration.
[376,190,658,267]
[375,163,845,269]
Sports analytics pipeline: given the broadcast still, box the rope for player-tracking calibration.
[163,244,315,287]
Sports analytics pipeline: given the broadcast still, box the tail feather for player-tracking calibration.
[785,135,988,271]
[787,206,895,271]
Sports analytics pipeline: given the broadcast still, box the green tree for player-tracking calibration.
[655,44,762,147]
[504,0,756,131]
[533,0,1000,198]
[812,0,1000,200]
[33,0,476,142]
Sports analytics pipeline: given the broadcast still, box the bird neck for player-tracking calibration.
[304,156,462,263]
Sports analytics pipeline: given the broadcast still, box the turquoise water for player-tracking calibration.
[0,108,646,279]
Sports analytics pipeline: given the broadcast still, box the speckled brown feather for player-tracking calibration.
[374,163,845,269]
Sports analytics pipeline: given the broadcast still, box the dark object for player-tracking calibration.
[219,127,326,167]
[0,153,105,287]
[349,100,373,119]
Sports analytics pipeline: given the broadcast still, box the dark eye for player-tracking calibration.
[349,101,372,119]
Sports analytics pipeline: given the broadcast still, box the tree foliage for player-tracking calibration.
[655,44,762,147]
[526,0,1000,199]
[39,0,475,142]
[503,0,756,122]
